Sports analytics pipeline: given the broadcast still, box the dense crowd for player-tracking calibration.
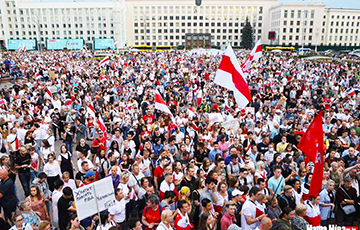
[0,48,359,230]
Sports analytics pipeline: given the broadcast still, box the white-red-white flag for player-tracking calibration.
[155,90,174,119]
[241,38,262,73]
[98,56,110,67]
[35,72,42,80]
[97,115,108,139]
[114,39,117,48]
[87,103,96,120]
[23,45,26,52]
[45,89,53,102]
[214,44,252,109]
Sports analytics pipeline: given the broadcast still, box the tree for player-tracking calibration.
[241,17,253,49]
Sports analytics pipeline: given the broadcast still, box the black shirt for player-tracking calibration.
[0,178,17,208]
[75,171,86,184]
[14,152,31,173]
[75,144,91,158]
[58,196,72,230]
[180,176,196,191]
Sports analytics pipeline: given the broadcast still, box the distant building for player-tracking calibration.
[0,0,359,49]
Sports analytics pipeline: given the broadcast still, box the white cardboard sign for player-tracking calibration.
[73,176,116,220]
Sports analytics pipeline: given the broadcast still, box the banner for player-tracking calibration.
[94,38,115,50]
[73,177,115,220]
[8,39,36,50]
[222,119,239,133]
[46,39,84,50]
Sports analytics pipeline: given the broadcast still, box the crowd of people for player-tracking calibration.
[0,47,359,230]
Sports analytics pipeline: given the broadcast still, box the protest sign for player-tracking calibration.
[73,177,115,221]
[222,119,239,133]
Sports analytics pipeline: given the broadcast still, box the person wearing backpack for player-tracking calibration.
[142,194,164,230]
[278,185,296,211]
[271,207,294,230]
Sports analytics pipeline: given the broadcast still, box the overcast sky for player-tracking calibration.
[32,0,360,9]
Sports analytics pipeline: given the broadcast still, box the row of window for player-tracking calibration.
[134,28,261,34]
[283,20,314,26]
[329,14,360,20]
[282,35,313,41]
[329,35,358,42]
[9,30,114,36]
[329,28,359,34]
[328,21,360,27]
[284,10,315,19]
[7,23,114,30]
[134,22,262,28]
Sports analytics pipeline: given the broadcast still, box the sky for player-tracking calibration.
[31,0,360,9]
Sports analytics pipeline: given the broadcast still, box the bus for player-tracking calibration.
[265,46,296,53]
[132,45,153,52]
[155,46,173,51]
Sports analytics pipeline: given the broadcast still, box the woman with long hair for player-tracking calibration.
[304,195,321,226]
[213,181,228,214]
[254,160,267,184]
[39,140,52,166]
[191,178,204,230]
[43,153,62,192]
[26,185,49,221]
[95,149,110,179]
[57,144,75,179]
[96,211,115,230]
[67,214,85,230]
[197,212,212,230]
[108,140,121,160]
[301,173,313,201]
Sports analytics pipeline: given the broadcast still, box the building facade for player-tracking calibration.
[0,0,127,49]
[0,0,359,49]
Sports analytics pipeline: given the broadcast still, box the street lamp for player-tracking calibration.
[32,15,42,51]
[140,11,148,45]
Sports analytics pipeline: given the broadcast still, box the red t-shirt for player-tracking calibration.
[143,114,155,123]
[93,136,106,154]
[142,205,163,230]
[154,166,164,186]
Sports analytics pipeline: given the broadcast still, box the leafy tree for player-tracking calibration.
[241,17,253,49]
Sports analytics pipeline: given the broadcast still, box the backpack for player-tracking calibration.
[91,138,100,155]
[145,205,162,216]
[271,221,288,230]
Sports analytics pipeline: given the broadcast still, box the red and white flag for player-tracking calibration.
[44,89,53,101]
[23,46,26,52]
[116,56,121,68]
[114,39,117,48]
[97,115,108,139]
[155,90,174,119]
[241,38,262,73]
[297,111,324,198]
[74,64,84,72]
[35,72,42,80]
[347,88,355,97]
[245,144,252,155]
[98,56,110,67]
[100,76,109,81]
[86,103,96,120]
[214,44,252,109]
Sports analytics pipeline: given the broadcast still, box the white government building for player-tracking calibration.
[0,0,359,49]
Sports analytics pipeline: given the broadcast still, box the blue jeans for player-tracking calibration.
[18,172,31,197]
[30,169,37,184]
[66,141,73,154]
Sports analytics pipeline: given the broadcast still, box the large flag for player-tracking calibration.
[155,90,174,119]
[44,88,53,102]
[241,38,262,73]
[98,56,110,67]
[97,115,108,139]
[86,103,96,120]
[214,44,252,109]
[297,111,324,197]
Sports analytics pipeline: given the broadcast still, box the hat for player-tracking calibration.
[232,189,244,197]
[85,170,96,178]
[276,109,281,113]
[344,176,353,182]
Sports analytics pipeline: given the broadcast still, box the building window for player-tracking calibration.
[284,10,288,18]
[309,36,312,40]
[283,28,286,33]
[284,21,287,26]
[297,10,301,18]
[290,21,294,25]
[297,21,300,26]
[291,10,294,18]
[310,21,313,26]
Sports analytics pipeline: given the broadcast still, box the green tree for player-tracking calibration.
[241,17,253,49]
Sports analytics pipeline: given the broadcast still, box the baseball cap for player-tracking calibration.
[85,170,96,178]
[232,189,244,197]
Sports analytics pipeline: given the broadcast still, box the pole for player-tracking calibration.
[92,184,102,230]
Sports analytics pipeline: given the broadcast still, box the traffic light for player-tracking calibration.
[195,0,201,6]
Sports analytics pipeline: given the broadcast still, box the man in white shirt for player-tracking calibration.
[76,151,94,171]
[109,188,127,228]
[52,179,64,229]
[17,123,27,145]
[128,164,145,194]
[241,187,266,230]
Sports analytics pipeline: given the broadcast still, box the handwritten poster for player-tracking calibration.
[73,176,115,220]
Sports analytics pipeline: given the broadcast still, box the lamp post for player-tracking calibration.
[141,11,148,45]
[32,15,42,51]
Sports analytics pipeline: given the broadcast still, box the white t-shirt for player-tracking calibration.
[52,189,63,225]
[44,161,62,177]
[128,172,145,193]
[77,158,95,171]
[241,199,257,230]
[108,199,126,223]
